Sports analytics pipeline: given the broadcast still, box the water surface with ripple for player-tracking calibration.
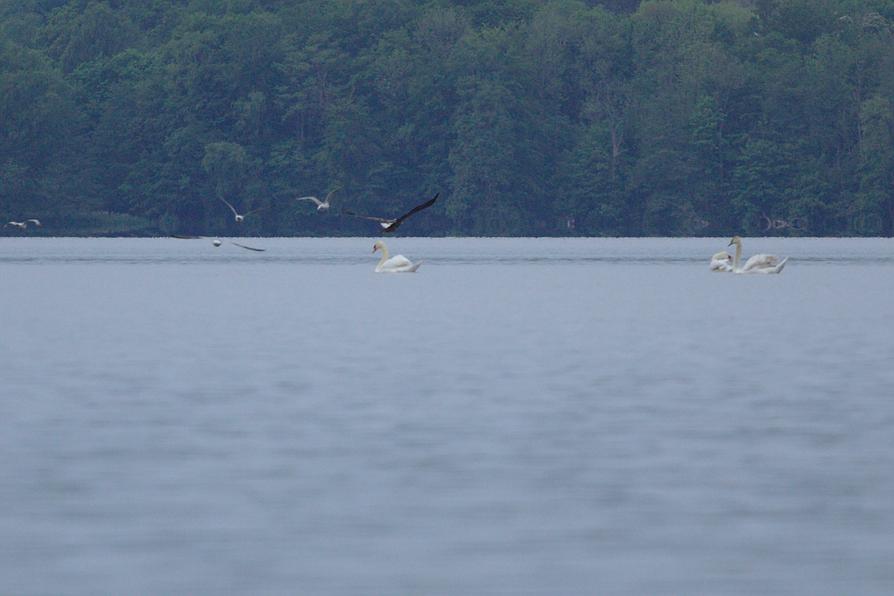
[2,237,893,595]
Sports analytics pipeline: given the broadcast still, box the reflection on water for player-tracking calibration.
[1,238,893,595]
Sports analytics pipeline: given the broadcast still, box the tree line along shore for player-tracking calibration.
[2,0,893,237]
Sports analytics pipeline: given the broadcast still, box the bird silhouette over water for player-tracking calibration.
[218,197,265,223]
[296,188,339,212]
[342,193,439,233]
[7,219,41,229]
[171,235,264,251]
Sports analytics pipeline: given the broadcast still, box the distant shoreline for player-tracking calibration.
[2,235,891,240]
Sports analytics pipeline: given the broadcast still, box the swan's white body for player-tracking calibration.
[742,253,788,273]
[729,237,788,274]
[710,251,733,272]
[373,240,422,273]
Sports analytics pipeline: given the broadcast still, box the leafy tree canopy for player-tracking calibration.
[2,0,894,236]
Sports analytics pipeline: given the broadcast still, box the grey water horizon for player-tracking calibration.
[2,237,893,595]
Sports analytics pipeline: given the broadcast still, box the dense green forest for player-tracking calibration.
[1,0,893,236]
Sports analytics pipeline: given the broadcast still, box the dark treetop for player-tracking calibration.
[2,0,893,237]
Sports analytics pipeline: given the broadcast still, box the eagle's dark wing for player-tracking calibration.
[383,193,439,232]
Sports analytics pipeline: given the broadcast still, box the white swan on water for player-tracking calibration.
[728,236,788,274]
[373,240,422,273]
[710,251,733,272]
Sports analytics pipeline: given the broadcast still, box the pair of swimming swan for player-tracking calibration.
[711,236,788,274]
[377,236,784,275]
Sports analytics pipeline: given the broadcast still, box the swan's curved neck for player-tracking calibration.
[733,240,742,270]
[376,244,390,267]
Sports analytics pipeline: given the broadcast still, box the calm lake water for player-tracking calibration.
[2,237,893,595]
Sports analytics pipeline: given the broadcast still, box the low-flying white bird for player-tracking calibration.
[171,235,260,250]
[728,236,788,274]
[710,251,733,272]
[218,197,264,223]
[296,188,339,211]
[372,240,422,273]
[7,219,40,229]
[761,213,805,232]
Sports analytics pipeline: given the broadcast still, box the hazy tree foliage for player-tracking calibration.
[1,0,893,236]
